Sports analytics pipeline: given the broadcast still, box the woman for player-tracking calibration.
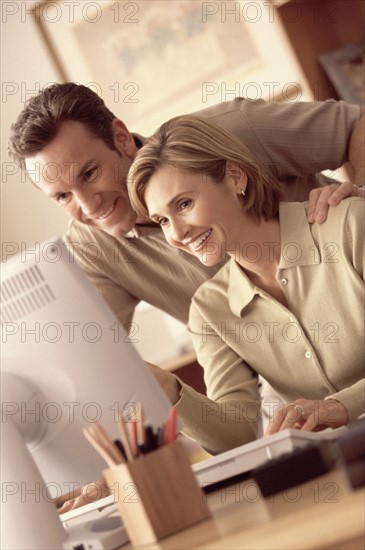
[128,116,364,455]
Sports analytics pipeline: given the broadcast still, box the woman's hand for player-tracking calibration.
[307,181,364,223]
[145,362,181,405]
[56,478,110,514]
[265,398,349,436]
[55,362,180,515]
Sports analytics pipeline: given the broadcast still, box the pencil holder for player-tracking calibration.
[103,441,211,546]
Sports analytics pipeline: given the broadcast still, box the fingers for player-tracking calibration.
[307,185,338,223]
[265,401,304,435]
[57,498,76,514]
[300,399,349,431]
[307,181,354,224]
[265,399,349,436]
[57,492,95,514]
[146,361,181,404]
[327,181,355,205]
[57,478,110,515]
[351,184,365,198]
[57,494,88,514]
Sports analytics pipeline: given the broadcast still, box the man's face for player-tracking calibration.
[25,119,139,238]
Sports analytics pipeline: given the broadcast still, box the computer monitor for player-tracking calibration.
[1,237,172,498]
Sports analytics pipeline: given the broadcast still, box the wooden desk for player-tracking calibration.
[122,468,364,550]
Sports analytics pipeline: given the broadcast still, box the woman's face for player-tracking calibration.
[144,163,248,266]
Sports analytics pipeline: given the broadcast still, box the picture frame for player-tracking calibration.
[319,41,365,107]
[33,0,307,134]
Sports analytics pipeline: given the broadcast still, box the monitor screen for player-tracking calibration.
[1,238,172,499]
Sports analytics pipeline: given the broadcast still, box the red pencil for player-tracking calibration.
[164,408,177,445]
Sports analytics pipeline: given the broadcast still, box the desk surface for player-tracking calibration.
[122,468,364,550]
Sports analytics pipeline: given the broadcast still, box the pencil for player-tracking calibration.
[164,408,178,445]
[83,427,117,468]
[130,421,139,458]
[136,403,146,447]
[91,423,125,464]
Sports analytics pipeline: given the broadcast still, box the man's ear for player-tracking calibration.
[112,119,138,158]
[226,160,247,193]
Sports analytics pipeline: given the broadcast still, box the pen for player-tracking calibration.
[117,412,134,462]
[84,406,179,468]
[157,426,165,448]
[114,439,127,461]
[145,425,158,451]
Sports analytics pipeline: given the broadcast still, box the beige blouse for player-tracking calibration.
[177,199,365,454]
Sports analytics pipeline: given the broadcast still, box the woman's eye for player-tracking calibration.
[158,217,168,227]
[179,199,192,211]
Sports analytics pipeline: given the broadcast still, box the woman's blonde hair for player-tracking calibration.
[127,115,282,222]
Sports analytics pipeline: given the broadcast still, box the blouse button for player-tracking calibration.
[280,278,288,286]
[305,350,312,359]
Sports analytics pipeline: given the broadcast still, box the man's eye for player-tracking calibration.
[83,166,98,181]
[56,193,70,204]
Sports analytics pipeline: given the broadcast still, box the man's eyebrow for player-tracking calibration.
[74,159,97,180]
[48,160,98,199]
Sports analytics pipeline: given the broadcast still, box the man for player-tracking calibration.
[9,83,364,330]
[8,83,364,510]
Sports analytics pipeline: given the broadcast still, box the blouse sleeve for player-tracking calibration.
[174,303,262,455]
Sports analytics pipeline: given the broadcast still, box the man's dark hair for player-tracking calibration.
[8,83,117,169]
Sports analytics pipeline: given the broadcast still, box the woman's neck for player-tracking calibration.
[230,216,281,284]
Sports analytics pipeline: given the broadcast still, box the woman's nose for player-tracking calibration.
[169,218,188,244]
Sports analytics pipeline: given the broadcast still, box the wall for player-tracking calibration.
[0,3,196,364]
[1,7,70,256]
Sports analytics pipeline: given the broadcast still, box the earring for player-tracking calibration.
[241,189,246,197]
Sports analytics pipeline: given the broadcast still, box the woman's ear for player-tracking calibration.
[112,119,138,158]
[226,160,248,194]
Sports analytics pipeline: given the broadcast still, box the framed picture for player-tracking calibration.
[319,41,365,107]
[34,0,307,134]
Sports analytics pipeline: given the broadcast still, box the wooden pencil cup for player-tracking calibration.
[103,441,211,546]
